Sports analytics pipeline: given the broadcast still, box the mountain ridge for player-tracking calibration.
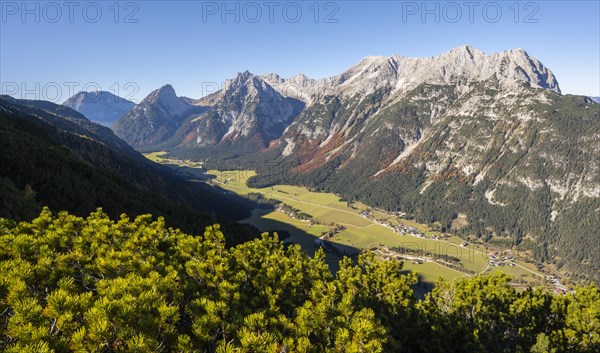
[259,45,560,103]
[139,46,561,163]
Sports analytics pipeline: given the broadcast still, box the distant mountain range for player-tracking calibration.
[35,45,600,283]
[63,91,135,127]
[115,45,564,156]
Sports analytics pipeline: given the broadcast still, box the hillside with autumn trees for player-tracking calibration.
[0,209,598,353]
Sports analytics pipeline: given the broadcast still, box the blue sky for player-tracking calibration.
[1,0,599,103]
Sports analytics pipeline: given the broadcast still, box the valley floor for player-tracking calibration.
[145,152,569,292]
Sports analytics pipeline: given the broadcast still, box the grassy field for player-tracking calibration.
[203,169,548,286]
[143,158,548,287]
[145,151,168,162]
[402,261,468,283]
[145,151,204,168]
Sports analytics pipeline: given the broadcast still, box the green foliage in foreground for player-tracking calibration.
[0,209,598,353]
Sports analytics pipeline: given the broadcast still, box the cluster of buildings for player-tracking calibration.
[359,210,373,218]
[392,225,419,236]
[545,275,560,285]
[488,251,516,267]
[391,224,445,240]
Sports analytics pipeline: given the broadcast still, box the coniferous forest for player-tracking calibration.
[0,209,598,353]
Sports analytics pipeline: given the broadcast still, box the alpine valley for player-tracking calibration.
[3,43,600,353]
[107,45,599,283]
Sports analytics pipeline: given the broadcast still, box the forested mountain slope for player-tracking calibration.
[247,80,600,283]
[0,96,257,242]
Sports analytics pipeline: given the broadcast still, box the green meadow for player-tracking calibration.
[203,169,545,287]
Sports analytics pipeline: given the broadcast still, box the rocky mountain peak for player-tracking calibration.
[142,84,190,115]
[147,84,176,101]
[112,84,196,147]
[226,70,253,85]
[179,71,304,155]
[260,73,325,103]
[222,71,262,96]
[259,73,281,83]
[443,44,485,60]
